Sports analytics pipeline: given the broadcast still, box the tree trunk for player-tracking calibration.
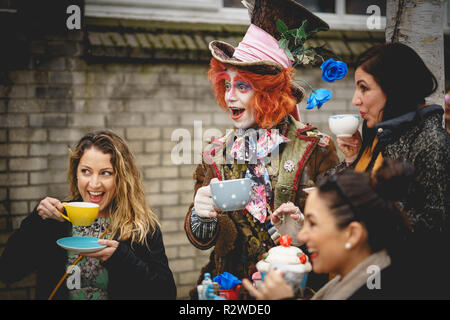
[385,0,445,108]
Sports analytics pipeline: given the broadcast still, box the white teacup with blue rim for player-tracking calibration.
[210,178,252,211]
[328,114,360,138]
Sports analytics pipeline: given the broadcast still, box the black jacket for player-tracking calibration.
[348,264,416,300]
[374,105,450,234]
[0,206,177,300]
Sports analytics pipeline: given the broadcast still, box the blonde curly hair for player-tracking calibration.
[67,130,159,246]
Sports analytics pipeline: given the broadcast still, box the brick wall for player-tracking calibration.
[0,24,356,299]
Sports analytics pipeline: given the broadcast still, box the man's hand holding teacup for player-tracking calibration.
[194,178,220,218]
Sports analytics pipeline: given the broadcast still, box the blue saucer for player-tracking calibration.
[56,236,106,254]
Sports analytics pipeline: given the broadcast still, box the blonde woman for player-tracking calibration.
[0,130,176,300]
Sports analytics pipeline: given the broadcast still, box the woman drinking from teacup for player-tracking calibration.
[329,43,449,236]
[324,43,450,298]
[0,130,176,300]
[243,159,423,299]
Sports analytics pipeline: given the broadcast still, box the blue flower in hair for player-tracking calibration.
[306,89,332,110]
[320,58,348,83]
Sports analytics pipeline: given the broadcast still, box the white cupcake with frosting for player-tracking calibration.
[256,235,311,289]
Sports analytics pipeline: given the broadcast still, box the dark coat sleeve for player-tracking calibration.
[0,210,41,284]
[406,140,450,233]
[0,207,68,285]
[348,263,423,300]
[102,225,177,300]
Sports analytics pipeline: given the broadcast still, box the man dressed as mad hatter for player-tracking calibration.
[184,0,339,299]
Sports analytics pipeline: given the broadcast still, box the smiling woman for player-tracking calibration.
[301,159,417,299]
[243,159,426,300]
[0,130,177,300]
[66,130,158,245]
[75,148,116,217]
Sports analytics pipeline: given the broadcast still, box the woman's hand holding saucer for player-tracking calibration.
[81,239,119,262]
[37,197,65,222]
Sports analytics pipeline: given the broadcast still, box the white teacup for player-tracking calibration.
[302,187,316,194]
[328,114,360,138]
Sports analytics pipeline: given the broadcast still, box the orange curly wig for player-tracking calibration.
[208,58,298,129]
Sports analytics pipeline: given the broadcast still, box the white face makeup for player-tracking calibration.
[224,69,256,129]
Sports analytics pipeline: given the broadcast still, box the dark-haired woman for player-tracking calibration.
[333,43,449,235]
[329,43,450,298]
[243,159,420,300]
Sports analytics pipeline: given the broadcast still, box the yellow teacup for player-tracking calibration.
[59,202,99,226]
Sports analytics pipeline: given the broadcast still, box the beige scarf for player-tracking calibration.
[312,250,391,300]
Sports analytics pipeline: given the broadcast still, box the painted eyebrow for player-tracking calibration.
[234,81,252,88]
[234,74,253,86]
[215,72,231,83]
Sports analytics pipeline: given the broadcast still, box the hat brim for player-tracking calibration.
[209,40,305,103]
[209,40,283,75]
